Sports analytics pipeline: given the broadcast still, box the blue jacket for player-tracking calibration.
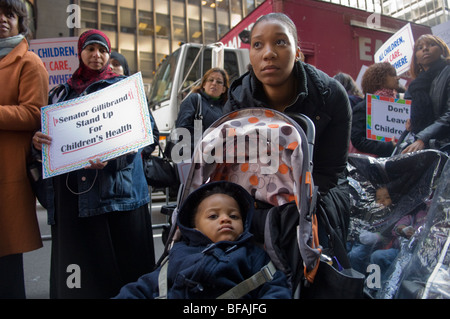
[39,77,150,224]
[114,181,291,299]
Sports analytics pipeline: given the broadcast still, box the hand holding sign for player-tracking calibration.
[366,94,411,142]
[40,72,153,178]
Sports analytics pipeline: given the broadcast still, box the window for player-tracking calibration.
[148,49,180,106]
[121,49,137,75]
[81,0,98,29]
[173,16,187,42]
[189,18,202,43]
[156,13,170,38]
[101,3,117,32]
[138,10,154,36]
[120,7,136,34]
[204,21,217,44]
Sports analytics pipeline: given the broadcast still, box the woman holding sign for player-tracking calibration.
[402,34,450,154]
[32,30,155,299]
[350,62,400,157]
[0,0,48,298]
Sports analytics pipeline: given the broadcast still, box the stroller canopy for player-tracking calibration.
[179,108,321,275]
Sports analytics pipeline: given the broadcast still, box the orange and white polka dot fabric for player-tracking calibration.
[188,108,304,209]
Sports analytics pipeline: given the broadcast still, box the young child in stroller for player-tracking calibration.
[114,181,291,299]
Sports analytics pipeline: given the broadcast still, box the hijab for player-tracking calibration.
[67,29,119,94]
[110,51,130,76]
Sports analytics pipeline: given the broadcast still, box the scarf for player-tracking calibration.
[0,34,24,58]
[110,51,130,76]
[408,59,447,134]
[374,88,397,98]
[67,30,118,94]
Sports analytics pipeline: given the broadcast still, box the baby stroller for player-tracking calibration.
[159,107,364,298]
[346,149,448,298]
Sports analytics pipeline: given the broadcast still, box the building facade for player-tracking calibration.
[322,0,449,27]
[73,0,264,83]
[30,0,449,86]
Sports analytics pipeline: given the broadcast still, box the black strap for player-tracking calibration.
[194,93,203,121]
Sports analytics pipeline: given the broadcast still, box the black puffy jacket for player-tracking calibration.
[224,61,352,193]
[414,64,450,146]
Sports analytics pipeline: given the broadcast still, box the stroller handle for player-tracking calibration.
[286,113,315,164]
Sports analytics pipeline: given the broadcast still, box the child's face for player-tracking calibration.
[376,187,392,207]
[194,193,244,243]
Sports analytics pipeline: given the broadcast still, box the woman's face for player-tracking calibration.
[0,8,20,39]
[415,39,443,71]
[109,58,124,75]
[250,19,299,88]
[81,43,110,71]
[202,71,226,98]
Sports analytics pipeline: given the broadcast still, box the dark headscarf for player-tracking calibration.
[110,51,130,76]
[67,29,119,94]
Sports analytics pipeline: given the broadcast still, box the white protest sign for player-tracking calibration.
[41,72,153,178]
[29,37,79,90]
[432,20,450,48]
[366,94,411,142]
[374,23,414,75]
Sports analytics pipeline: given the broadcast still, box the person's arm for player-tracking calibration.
[403,78,450,154]
[351,101,395,157]
[313,80,351,192]
[113,271,159,299]
[0,53,48,131]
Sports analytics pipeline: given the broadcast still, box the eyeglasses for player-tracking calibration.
[206,78,224,86]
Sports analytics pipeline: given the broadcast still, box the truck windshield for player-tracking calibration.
[148,49,180,107]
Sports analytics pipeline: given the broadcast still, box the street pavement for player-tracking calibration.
[23,191,172,299]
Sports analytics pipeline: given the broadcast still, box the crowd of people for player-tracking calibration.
[0,0,449,299]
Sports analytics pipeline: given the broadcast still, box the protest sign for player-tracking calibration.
[366,94,411,142]
[29,37,79,90]
[432,20,450,48]
[41,72,153,178]
[374,23,414,75]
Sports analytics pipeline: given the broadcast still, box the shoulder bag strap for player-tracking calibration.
[194,93,203,121]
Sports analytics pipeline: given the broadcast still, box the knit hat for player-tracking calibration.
[80,30,111,53]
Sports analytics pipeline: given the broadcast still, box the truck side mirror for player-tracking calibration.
[239,30,251,44]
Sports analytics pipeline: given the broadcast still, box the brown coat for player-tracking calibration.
[0,38,49,258]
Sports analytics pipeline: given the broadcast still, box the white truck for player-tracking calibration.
[147,42,250,138]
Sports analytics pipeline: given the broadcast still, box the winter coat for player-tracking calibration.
[0,38,49,258]
[114,181,291,299]
[37,77,150,224]
[351,98,395,157]
[410,64,450,147]
[175,91,226,153]
[224,61,351,194]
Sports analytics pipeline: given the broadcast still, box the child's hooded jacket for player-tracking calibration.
[114,181,291,299]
